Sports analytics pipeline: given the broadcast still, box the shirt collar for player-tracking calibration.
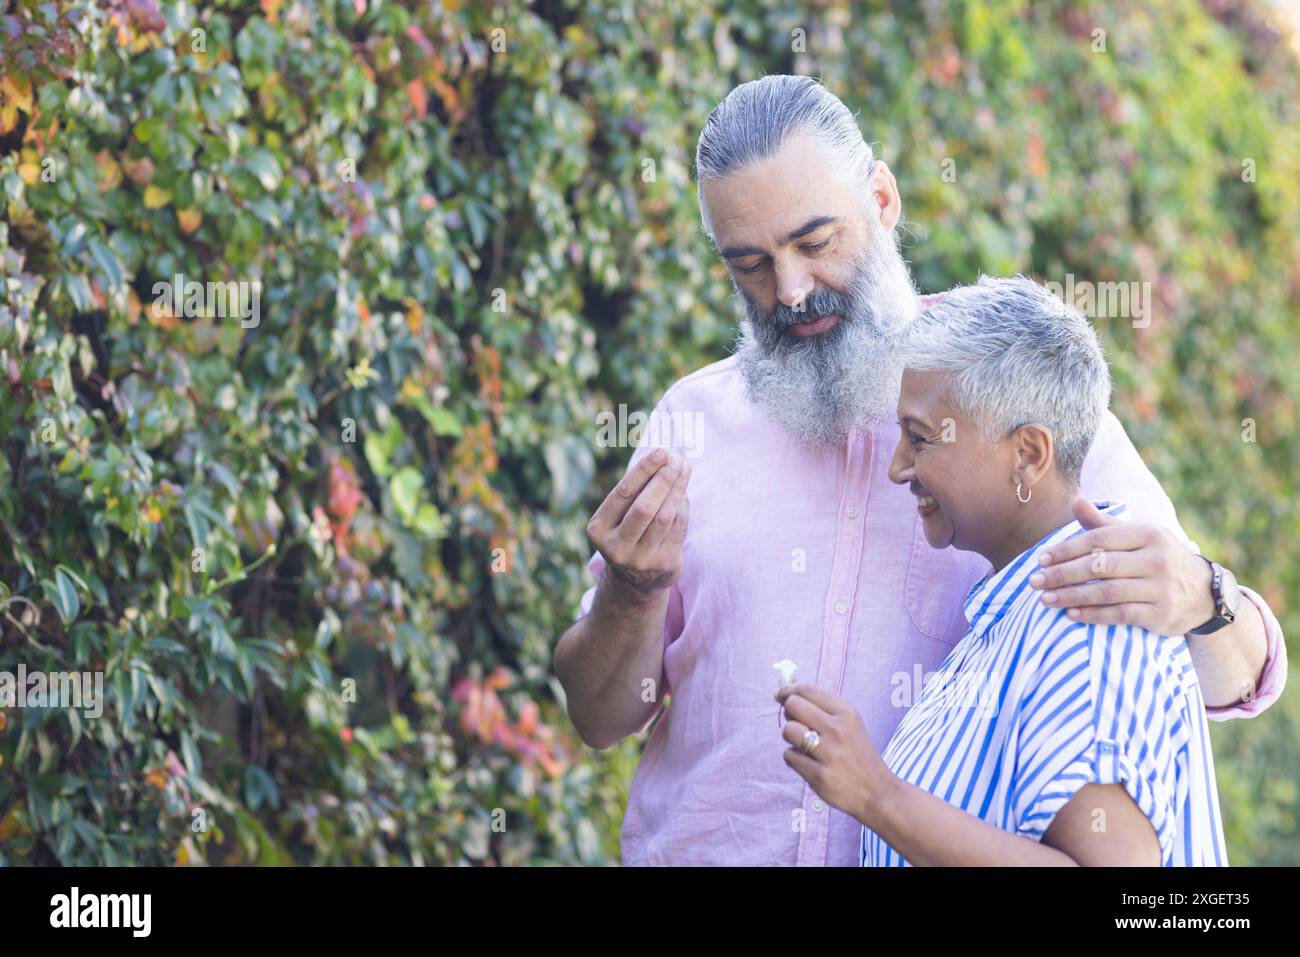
[962,499,1131,640]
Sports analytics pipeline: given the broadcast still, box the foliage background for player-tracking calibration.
[0,0,1296,865]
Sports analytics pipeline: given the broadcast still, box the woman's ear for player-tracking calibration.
[1013,423,1055,488]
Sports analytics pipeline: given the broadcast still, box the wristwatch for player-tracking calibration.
[1186,556,1241,636]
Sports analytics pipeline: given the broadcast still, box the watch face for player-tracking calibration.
[1219,565,1242,615]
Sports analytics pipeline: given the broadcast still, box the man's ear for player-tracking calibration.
[870,161,902,231]
[1013,423,1056,488]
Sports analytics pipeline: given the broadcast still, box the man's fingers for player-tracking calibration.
[1070,494,1118,530]
[1041,578,1160,611]
[664,492,689,548]
[617,454,684,542]
[640,463,691,550]
[1029,550,1147,590]
[590,448,669,533]
[1061,602,1160,629]
[1037,524,1157,566]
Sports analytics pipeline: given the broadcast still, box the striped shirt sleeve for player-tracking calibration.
[1081,410,1287,721]
[1010,622,1186,863]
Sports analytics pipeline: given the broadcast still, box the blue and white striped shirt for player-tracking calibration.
[861,500,1227,866]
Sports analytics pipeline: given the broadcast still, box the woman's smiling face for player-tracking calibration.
[887,369,1018,553]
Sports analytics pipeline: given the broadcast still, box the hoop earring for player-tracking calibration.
[1016,481,1032,503]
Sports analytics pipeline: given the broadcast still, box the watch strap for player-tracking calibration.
[1187,556,1233,637]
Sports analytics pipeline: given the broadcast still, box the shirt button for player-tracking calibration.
[834,601,847,614]
[846,505,859,518]
[812,799,825,812]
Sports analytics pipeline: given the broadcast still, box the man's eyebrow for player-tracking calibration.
[719,215,840,260]
[898,414,933,431]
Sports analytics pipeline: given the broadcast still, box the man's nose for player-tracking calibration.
[775,261,816,313]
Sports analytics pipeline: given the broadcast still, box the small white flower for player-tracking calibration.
[772,659,798,689]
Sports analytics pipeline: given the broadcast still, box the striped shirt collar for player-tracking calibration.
[962,500,1130,640]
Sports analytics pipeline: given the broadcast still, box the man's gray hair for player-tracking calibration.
[891,275,1112,485]
[695,75,878,245]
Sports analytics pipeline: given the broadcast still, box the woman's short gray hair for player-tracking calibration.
[695,75,878,244]
[892,275,1112,485]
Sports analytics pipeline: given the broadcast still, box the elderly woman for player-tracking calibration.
[777,275,1226,865]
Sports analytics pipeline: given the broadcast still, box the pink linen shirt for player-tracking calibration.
[575,356,1289,867]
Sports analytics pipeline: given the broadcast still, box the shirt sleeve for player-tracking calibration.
[1079,410,1288,720]
[1206,585,1288,721]
[1011,623,1185,864]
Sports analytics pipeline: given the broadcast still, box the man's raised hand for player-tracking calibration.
[586,448,691,594]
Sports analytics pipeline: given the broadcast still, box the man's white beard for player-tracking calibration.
[733,216,920,448]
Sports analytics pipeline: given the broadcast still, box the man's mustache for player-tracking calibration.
[755,289,856,330]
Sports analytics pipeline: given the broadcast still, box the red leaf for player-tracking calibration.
[405,79,428,119]
[405,24,435,58]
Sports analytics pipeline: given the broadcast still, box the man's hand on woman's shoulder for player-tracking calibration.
[1028,495,1213,635]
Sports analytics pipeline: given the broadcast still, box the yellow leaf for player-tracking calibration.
[95,151,123,192]
[0,73,33,113]
[17,163,40,186]
[0,804,24,842]
[122,155,154,186]
[177,208,202,234]
[143,184,171,208]
[399,375,422,403]
[126,288,143,325]
[403,296,424,335]
[148,305,181,330]
[130,33,162,56]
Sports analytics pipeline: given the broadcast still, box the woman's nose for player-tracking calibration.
[887,440,913,485]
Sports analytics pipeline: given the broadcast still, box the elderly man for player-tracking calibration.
[552,75,1287,866]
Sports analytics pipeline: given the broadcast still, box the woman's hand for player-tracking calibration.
[776,683,893,826]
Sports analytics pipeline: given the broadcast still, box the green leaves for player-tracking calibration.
[363,417,404,478]
[243,766,280,811]
[40,571,77,625]
[86,238,124,293]
[243,149,282,193]
[387,466,447,538]
[401,392,462,437]
[39,566,89,626]
[543,435,595,511]
[389,466,422,522]
[2,0,1295,870]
